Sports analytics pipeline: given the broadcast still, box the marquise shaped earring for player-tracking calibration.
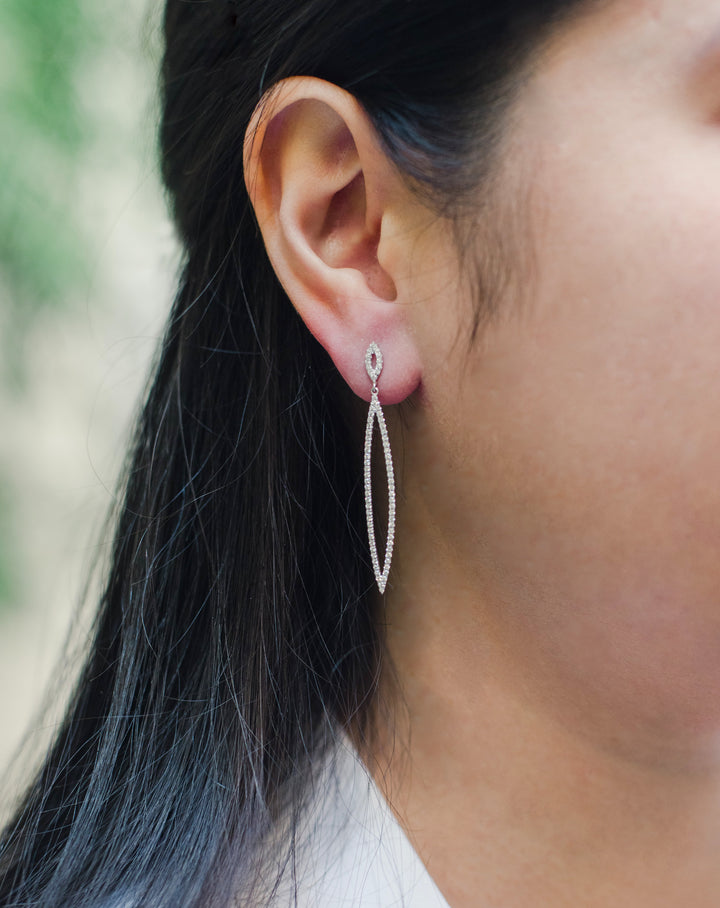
[363,342,396,594]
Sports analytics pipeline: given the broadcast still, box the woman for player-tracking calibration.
[4,0,720,903]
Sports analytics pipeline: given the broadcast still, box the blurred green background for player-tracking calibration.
[0,0,176,773]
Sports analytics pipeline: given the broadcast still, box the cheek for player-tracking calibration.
[520,127,720,551]
[456,135,720,553]
[427,130,720,744]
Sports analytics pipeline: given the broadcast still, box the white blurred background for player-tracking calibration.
[0,0,178,778]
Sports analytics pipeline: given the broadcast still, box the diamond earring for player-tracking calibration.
[363,342,396,594]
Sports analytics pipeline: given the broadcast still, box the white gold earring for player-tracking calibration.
[363,342,396,594]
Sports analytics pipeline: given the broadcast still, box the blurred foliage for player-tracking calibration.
[0,478,17,610]
[0,0,101,610]
[0,0,99,385]
[0,0,163,616]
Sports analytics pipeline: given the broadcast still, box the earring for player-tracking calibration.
[364,342,396,594]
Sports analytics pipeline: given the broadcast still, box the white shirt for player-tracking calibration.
[263,733,451,907]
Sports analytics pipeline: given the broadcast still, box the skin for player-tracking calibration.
[244,0,720,904]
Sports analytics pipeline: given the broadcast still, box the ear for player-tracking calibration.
[243,76,423,404]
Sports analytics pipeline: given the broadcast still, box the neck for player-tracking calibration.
[366,537,720,908]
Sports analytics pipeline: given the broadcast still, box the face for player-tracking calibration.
[401,0,720,764]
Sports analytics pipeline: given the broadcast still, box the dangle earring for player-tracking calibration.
[363,342,396,594]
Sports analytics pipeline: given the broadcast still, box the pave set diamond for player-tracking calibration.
[364,342,396,595]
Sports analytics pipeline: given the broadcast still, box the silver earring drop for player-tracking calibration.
[364,342,396,594]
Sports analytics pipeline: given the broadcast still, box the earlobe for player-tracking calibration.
[243,77,422,404]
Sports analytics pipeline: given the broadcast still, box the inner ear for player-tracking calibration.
[320,171,366,267]
[319,172,397,301]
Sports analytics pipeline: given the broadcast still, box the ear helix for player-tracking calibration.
[363,342,396,594]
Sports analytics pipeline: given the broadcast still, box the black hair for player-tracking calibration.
[1,1,597,905]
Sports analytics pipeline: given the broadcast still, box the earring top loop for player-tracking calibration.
[365,342,383,385]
